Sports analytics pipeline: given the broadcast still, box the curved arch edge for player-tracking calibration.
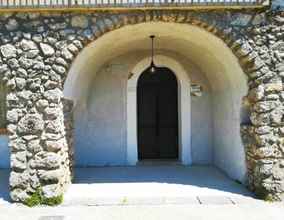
[127,55,192,165]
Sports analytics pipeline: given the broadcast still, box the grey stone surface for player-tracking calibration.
[17,113,44,135]
[39,43,55,57]
[5,18,18,31]
[71,15,89,29]
[0,44,16,58]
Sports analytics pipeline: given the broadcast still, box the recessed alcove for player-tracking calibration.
[64,22,248,183]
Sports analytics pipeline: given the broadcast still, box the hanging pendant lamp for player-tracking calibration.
[149,35,156,73]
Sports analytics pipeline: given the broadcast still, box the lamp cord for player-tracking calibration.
[150,35,155,64]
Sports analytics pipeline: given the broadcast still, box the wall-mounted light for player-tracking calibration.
[190,84,203,97]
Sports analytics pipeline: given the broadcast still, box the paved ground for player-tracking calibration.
[1,166,284,220]
[63,166,258,206]
[0,169,9,205]
[1,166,260,206]
[0,203,284,220]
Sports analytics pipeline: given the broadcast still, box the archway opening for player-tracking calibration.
[127,55,191,165]
[137,67,178,160]
[64,21,249,184]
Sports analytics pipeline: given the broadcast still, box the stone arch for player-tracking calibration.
[4,11,283,203]
[63,17,254,182]
[63,12,258,85]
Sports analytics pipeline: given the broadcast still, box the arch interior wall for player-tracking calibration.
[64,22,248,184]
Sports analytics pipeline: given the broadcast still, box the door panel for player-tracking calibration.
[138,85,159,158]
[138,67,178,160]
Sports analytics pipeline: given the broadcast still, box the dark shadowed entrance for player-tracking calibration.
[137,67,178,160]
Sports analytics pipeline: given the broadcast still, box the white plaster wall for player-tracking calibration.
[64,22,248,182]
[191,88,212,165]
[212,74,248,183]
[72,51,212,166]
[0,135,9,168]
[74,63,128,166]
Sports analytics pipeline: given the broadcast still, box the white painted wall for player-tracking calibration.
[71,51,212,167]
[191,82,212,165]
[64,22,248,183]
[0,135,9,168]
[74,62,128,166]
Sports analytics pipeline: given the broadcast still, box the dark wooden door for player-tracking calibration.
[137,67,178,160]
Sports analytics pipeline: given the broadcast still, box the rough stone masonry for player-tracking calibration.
[0,7,283,203]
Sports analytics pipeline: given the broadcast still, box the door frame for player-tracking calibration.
[127,55,192,165]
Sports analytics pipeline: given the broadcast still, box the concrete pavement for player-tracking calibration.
[63,166,256,206]
[2,166,261,206]
[0,203,284,220]
[1,166,284,220]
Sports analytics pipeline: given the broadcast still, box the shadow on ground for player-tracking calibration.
[0,169,10,204]
[73,166,254,197]
[1,166,257,206]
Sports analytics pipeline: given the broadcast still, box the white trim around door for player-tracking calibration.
[127,55,192,165]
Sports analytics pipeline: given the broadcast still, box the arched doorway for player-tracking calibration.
[64,22,247,183]
[127,55,192,166]
[137,67,178,160]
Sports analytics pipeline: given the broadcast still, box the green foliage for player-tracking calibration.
[24,188,42,207]
[264,194,275,202]
[41,194,63,206]
[24,188,63,207]
[254,187,278,202]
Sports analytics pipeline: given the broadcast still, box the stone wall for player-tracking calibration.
[63,98,74,180]
[0,9,282,203]
[240,11,284,201]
